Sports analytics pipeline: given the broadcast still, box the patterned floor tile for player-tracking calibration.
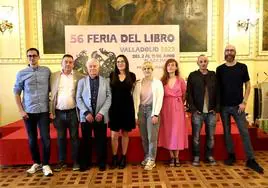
[0,151,268,188]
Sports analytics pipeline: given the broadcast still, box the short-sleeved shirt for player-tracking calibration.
[216,62,250,106]
[13,65,51,113]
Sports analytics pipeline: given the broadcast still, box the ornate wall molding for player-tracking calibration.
[224,0,258,60]
[0,0,26,64]
[256,0,268,59]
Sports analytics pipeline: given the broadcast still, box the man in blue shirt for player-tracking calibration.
[14,48,53,176]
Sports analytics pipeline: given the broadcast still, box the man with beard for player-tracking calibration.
[216,44,264,174]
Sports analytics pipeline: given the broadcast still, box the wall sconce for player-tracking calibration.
[0,5,14,34]
[237,19,251,31]
[0,20,13,33]
[236,13,259,31]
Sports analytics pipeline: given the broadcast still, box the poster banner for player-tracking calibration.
[65,25,180,79]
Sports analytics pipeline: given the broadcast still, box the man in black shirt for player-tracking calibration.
[187,54,218,166]
[216,44,264,174]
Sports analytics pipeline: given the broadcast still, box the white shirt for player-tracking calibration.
[56,71,76,110]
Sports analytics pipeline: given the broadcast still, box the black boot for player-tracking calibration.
[110,155,118,169]
[224,153,236,166]
[246,159,264,174]
[118,155,127,169]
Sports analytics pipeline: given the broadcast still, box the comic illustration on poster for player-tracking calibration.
[65,25,180,79]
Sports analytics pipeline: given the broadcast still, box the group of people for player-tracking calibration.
[14,44,264,177]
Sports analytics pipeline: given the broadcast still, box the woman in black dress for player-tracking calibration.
[109,54,136,169]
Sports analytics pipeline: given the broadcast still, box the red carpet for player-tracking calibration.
[0,117,267,165]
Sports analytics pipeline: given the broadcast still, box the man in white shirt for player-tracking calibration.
[50,54,84,171]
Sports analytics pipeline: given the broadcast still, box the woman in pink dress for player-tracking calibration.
[158,58,188,167]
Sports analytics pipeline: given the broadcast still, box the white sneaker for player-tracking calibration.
[26,163,42,174]
[144,160,156,170]
[42,165,53,176]
[192,156,200,166]
[141,158,149,166]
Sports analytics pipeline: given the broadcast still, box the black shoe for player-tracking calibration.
[118,155,127,169]
[246,159,264,174]
[224,153,236,166]
[174,158,180,167]
[169,158,175,167]
[54,161,67,172]
[99,165,106,171]
[79,163,91,172]
[79,166,90,172]
[110,155,118,169]
[205,156,217,165]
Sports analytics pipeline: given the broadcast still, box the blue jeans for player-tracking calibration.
[220,106,254,159]
[24,112,50,165]
[54,109,79,163]
[191,111,216,158]
[138,104,159,161]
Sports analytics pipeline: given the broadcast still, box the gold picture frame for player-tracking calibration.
[35,0,215,61]
[258,0,268,56]
[0,0,26,63]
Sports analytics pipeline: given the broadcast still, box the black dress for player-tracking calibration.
[109,72,136,132]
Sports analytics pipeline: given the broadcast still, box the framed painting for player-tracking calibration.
[259,0,268,56]
[0,0,26,62]
[37,0,214,59]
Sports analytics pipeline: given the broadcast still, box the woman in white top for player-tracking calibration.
[133,61,164,170]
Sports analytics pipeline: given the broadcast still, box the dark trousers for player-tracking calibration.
[54,109,79,164]
[220,106,254,159]
[24,112,50,165]
[81,120,107,167]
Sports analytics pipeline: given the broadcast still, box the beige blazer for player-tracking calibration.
[49,70,84,117]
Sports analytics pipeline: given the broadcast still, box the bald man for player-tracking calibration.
[187,54,218,166]
[216,44,264,174]
[76,58,111,171]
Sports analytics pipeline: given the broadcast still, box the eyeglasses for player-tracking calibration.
[27,55,38,58]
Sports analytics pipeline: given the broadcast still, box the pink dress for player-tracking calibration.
[158,77,188,150]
